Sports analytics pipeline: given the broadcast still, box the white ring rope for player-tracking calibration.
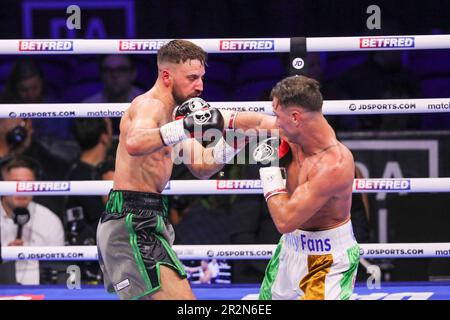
[0,178,449,196]
[1,243,449,261]
[1,35,450,54]
[2,38,447,275]
[1,98,449,119]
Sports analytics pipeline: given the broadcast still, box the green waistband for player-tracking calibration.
[105,189,168,217]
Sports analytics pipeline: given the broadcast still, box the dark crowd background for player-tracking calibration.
[0,0,449,285]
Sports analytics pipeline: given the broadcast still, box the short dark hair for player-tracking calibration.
[73,118,107,151]
[0,155,42,180]
[3,58,45,103]
[270,75,323,112]
[157,40,207,66]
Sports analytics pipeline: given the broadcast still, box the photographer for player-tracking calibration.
[63,119,113,284]
[64,118,113,246]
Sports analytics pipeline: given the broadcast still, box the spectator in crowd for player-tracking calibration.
[171,155,232,245]
[198,260,214,284]
[185,260,218,284]
[301,52,348,132]
[335,50,421,131]
[303,52,344,100]
[83,55,144,134]
[0,118,69,217]
[377,77,422,131]
[63,118,113,284]
[64,118,113,246]
[0,155,64,284]
[1,58,73,140]
[96,157,116,206]
[168,162,199,226]
[208,259,220,283]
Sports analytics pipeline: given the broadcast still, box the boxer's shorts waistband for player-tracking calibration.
[283,219,357,255]
[104,189,168,218]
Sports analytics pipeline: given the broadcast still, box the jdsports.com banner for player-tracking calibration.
[1,99,450,119]
[1,243,449,261]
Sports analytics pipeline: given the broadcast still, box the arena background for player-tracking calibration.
[0,0,449,287]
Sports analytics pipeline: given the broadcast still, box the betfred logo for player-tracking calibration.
[220,40,274,51]
[216,180,262,189]
[359,37,415,48]
[19,40,73,51]
[16,182,71,192]
[119,40,168,51]
[355,179,411,191]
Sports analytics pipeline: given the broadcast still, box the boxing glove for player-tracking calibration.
[160,108,224,146]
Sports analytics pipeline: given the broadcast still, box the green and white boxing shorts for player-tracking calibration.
[96,190,186,300]
[259,219,360,300]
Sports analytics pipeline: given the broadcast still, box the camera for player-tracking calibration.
[6,124,27,150]
[65,207,95,245]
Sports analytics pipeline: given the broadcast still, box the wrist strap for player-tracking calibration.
[160,120,188,145]
[264,188,288,201]
[220,110,237,130]
[259,167,287,201]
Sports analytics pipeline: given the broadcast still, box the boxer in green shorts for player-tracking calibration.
[97,40,241,300]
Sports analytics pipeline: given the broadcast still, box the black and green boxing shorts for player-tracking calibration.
[96,190,186,300]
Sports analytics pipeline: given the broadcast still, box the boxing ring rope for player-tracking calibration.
[1,36,448,280]
[2,177,447,262]
[1,35,450,54]
[0,178,449,196]
[1,243,449,261]
[1,98,449,118]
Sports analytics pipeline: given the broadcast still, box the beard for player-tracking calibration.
[171,84,200,106]
[172,85,189,106]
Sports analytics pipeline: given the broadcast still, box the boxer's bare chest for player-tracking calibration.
[285,144,316,193]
